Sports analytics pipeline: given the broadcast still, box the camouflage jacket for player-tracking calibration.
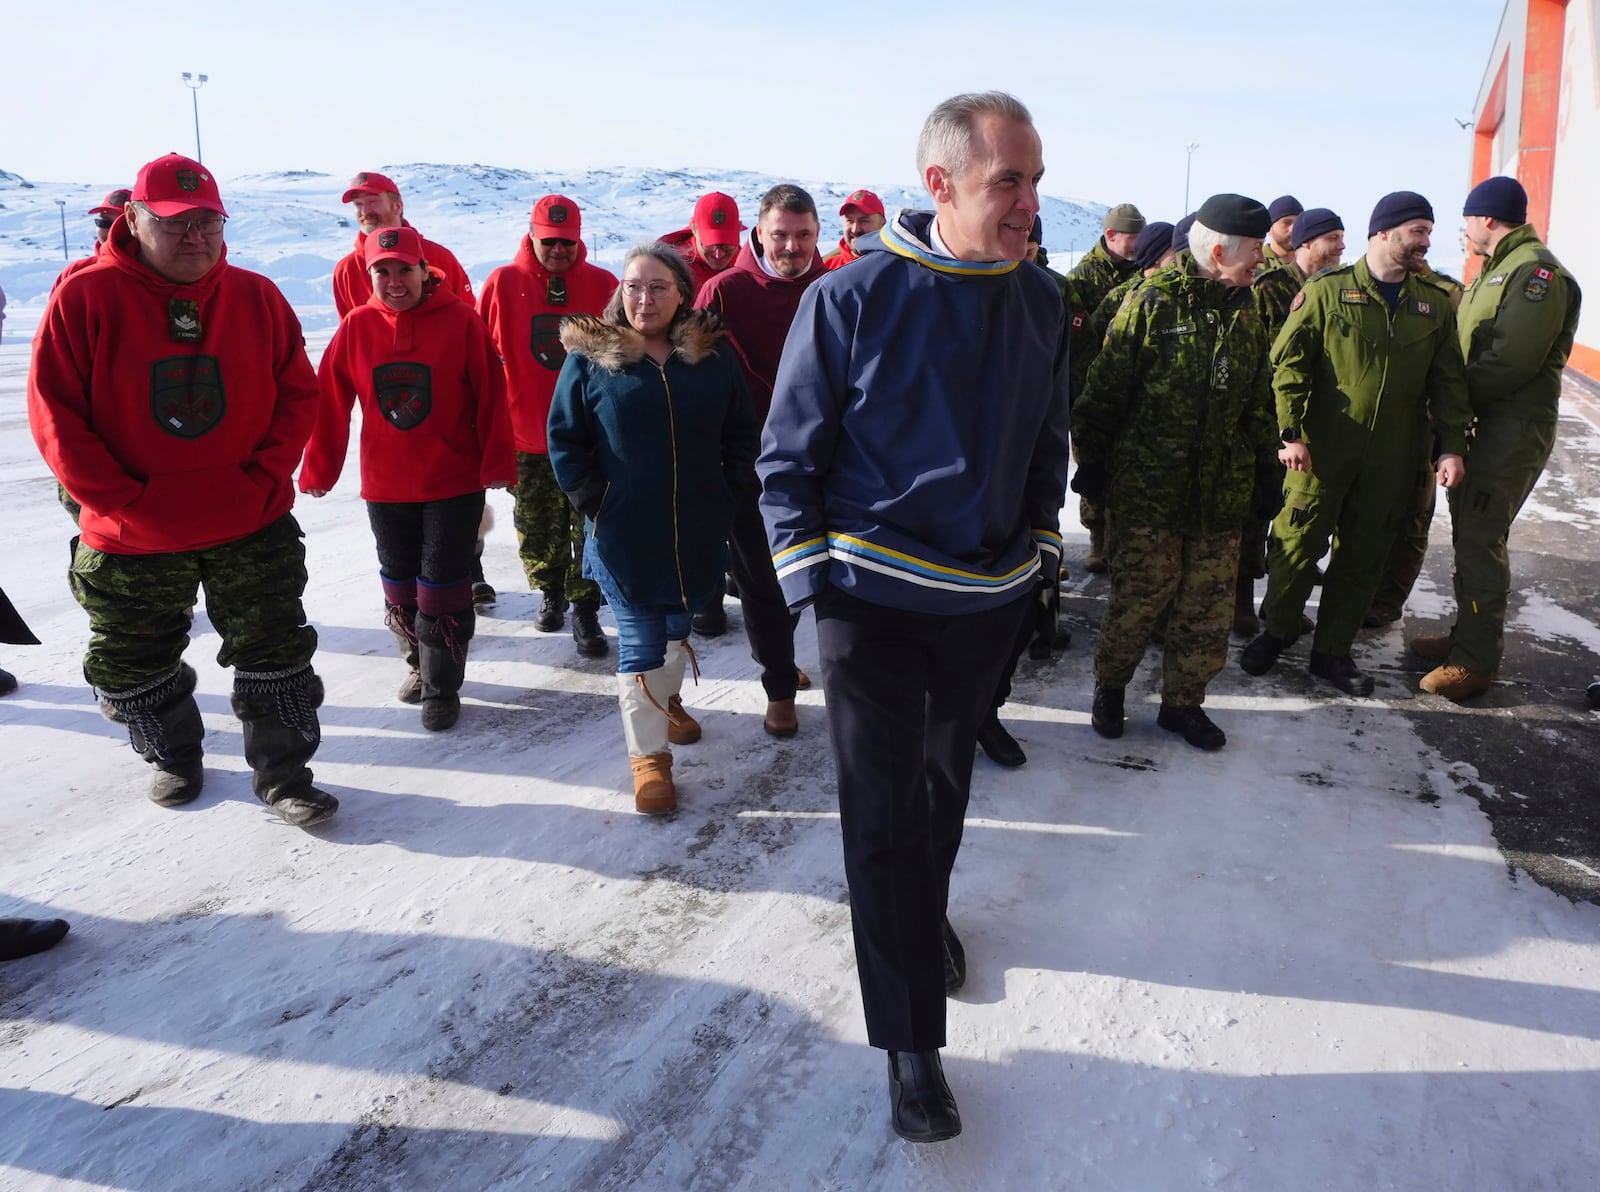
[1456,225,1579,423]
[1073,256,1278,533]
[1272,256,1471,476]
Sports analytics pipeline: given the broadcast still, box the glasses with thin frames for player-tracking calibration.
[144,211,227,237]
[622,281,676,300]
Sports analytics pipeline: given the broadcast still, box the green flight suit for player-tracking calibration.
[1259,257,1472,656]
[1074,257,1277,704]
[1067,245,1143,552]
[1435,225,1582,673]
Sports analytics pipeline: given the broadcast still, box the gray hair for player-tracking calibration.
[916,91,1033,186]
[1186,221,1250,273]
[603,241,697,327]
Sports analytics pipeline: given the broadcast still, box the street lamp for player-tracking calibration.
[1184,142,1200,214]
[55,200,68,261]
[181,72,208,161]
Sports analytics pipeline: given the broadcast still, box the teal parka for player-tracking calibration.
[1456,223,1581,423]
[1073,256,1278,534]
[1271,256,1472,477]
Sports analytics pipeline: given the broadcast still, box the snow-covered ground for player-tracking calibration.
[2,197,1598,1188]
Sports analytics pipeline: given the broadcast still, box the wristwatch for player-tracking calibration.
[1279,427,1301,444]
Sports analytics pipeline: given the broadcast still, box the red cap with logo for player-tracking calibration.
[132,154,228,218]
[532,195,581,241]
[364,225,426,268]
[839,189,885,219]
[88,188,132,216]
[692,192,745,247]
[341,171,401,204]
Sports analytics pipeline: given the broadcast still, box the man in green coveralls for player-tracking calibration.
[1409,176,1582,698]
[1240,191,1473,697]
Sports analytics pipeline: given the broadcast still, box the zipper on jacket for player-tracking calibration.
[652,360,690,608]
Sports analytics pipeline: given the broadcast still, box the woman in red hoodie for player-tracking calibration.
[302,227,516,730]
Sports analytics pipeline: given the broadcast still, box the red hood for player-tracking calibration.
[104,210,229,297]
[730,235,826,288]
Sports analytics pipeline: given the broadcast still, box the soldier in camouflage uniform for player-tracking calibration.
[1409,177,1582,698]
[27,153,337,826]
[1241,192,1473,697]
[1067,203,1145,572]
[1236,208,1347,635]
[1072,194,1279,751]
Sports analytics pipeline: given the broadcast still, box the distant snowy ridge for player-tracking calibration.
[0,163,1109,332]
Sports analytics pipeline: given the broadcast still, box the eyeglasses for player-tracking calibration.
[621,281,676,300]
[539,238,576,248]
[144,211,227,237]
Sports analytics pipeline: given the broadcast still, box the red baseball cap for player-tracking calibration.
[839,189,885,219]
[131,154,227,218]
[342,170,401,204]
[364,225,426,268]
[532,194,581,241]
[692,192,745,247]
[88,188,132,216]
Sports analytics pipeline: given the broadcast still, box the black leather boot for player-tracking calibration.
[417,609,475,730]
[887,1049,961,1143]
[231,663,338,826]
[99,662,206,806]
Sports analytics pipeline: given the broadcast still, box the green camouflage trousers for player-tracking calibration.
[512,451,598,605]
[1094,523,1240,706]
[70,514,318,691]
[1443,415,1557,674]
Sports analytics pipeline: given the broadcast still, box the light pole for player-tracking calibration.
[1184,143,1200,214]
[181,72,208,161]
[55,200,68,260]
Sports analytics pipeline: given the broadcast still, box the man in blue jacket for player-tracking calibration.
[759,90,1071,1144]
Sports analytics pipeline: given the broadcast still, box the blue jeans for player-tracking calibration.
[587,548,692,674]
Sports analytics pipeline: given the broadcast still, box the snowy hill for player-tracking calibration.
[0,163,1109,334]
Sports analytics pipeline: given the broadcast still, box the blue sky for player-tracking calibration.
[4,0,1506,262]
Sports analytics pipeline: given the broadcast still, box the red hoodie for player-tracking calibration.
[29,218,318,556]
[333,223,474,319]
[695,237,826,424]
[477,237,617,454]
[659,227,722,293]
[302,284,516,501]
[823,239,860,271]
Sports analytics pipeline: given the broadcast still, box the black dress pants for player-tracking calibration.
[815,584,1032,1051]
[726,484,799,700]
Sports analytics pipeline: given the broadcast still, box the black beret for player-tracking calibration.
[1196,193,1271,239]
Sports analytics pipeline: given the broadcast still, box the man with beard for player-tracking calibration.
[29,153,337,826]
[1409,176,1581,698]
[1240,192,1473,697]
[478,195,618,656]
[825,189,887,270]
[759,90,1069,1143]
[333,171,473,318]
[696,184,827,737]
[660,191,746,293]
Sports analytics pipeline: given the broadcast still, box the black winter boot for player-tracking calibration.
[231,663,338,826]
[385,604,422,704]
[417,609,474,731]
[99,662,206,806]
[571,600,609,658]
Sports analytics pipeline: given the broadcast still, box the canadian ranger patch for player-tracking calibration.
[531,313,568,370]
[372,361,432,430]
[150,355,226,439]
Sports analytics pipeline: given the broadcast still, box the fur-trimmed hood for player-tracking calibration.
[559,309,726,374]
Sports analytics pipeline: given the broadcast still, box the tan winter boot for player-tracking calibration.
[618,669,678,814]
[663,639,702,745]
